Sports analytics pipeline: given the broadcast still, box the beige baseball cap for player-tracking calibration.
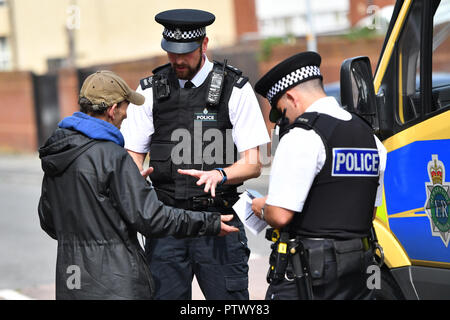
[80,70,145,107]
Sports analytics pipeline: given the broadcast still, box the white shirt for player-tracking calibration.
[121,56,270,154]
[266,97,387,212]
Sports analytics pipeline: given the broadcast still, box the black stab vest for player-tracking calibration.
[147,62,244,200]
[279,112,380,239]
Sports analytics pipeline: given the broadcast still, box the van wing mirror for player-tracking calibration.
[340,56,379,131]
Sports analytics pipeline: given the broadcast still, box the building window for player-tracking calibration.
[0,37,11,70]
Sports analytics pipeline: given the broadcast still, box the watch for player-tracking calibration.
[215,168,227,186]
[260,206,265,221]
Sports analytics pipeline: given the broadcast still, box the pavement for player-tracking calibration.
[0,258,269,300]
[0,152,272,300]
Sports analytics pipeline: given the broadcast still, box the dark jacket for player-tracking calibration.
[38,112,221,300]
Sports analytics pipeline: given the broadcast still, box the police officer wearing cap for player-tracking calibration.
[251,51,387,300]
[121,9,270,300]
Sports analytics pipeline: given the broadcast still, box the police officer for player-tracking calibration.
[121,9,270,300]
[251,51,387,300]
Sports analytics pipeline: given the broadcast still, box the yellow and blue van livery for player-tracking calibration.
[385,131,450,261]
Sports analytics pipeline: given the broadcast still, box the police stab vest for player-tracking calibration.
[279,112,380,239]
[140,61,248,200]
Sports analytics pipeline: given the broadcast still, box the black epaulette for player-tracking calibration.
[213,60,242,75]
[225,63,242,76]
[140,76,153,90]
[140,63,172,91]
[280,112,320,139]
[234,75,249,89]
[213,61,249,88]
[152,63,171,74]
[288,112,339,147]
[292,112,320,129]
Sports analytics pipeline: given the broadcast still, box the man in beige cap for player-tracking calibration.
[77,70,146,130]
[37,70,238,300]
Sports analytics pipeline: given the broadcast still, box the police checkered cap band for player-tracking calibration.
[266,65,321,103]
[163,27,206,41]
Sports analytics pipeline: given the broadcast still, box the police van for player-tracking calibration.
[340,0,450,299]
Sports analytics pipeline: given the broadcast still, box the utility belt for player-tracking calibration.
[265,228,383,300]
[155,188,240,212]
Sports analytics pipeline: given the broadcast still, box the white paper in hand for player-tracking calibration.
[232,190,268,235]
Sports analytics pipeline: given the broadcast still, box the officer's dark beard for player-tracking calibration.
[173,48,204,80]
[191,51,203,79]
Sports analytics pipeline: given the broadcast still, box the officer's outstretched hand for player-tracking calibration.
[218,214,239,236]
[177,169,223,197]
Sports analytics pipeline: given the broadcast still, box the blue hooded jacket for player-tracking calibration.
[58,112,124,147]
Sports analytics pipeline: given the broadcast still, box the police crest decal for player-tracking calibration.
[424,154,450,247]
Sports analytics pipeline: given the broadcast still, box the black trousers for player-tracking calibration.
[266,238,375,300]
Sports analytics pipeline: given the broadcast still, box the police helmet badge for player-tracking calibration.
[174,28,182,40]
[424,154,450,247]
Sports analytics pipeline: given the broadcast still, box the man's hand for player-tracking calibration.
[140,167,154,179]
[177,169,224,197]
[218,214,239,236]
[251,196,267,220]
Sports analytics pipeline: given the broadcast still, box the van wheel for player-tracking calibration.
[374,268,405,300]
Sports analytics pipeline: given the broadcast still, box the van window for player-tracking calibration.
[396,1,422,124]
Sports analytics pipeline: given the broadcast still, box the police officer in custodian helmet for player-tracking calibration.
[251,51,387,300]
